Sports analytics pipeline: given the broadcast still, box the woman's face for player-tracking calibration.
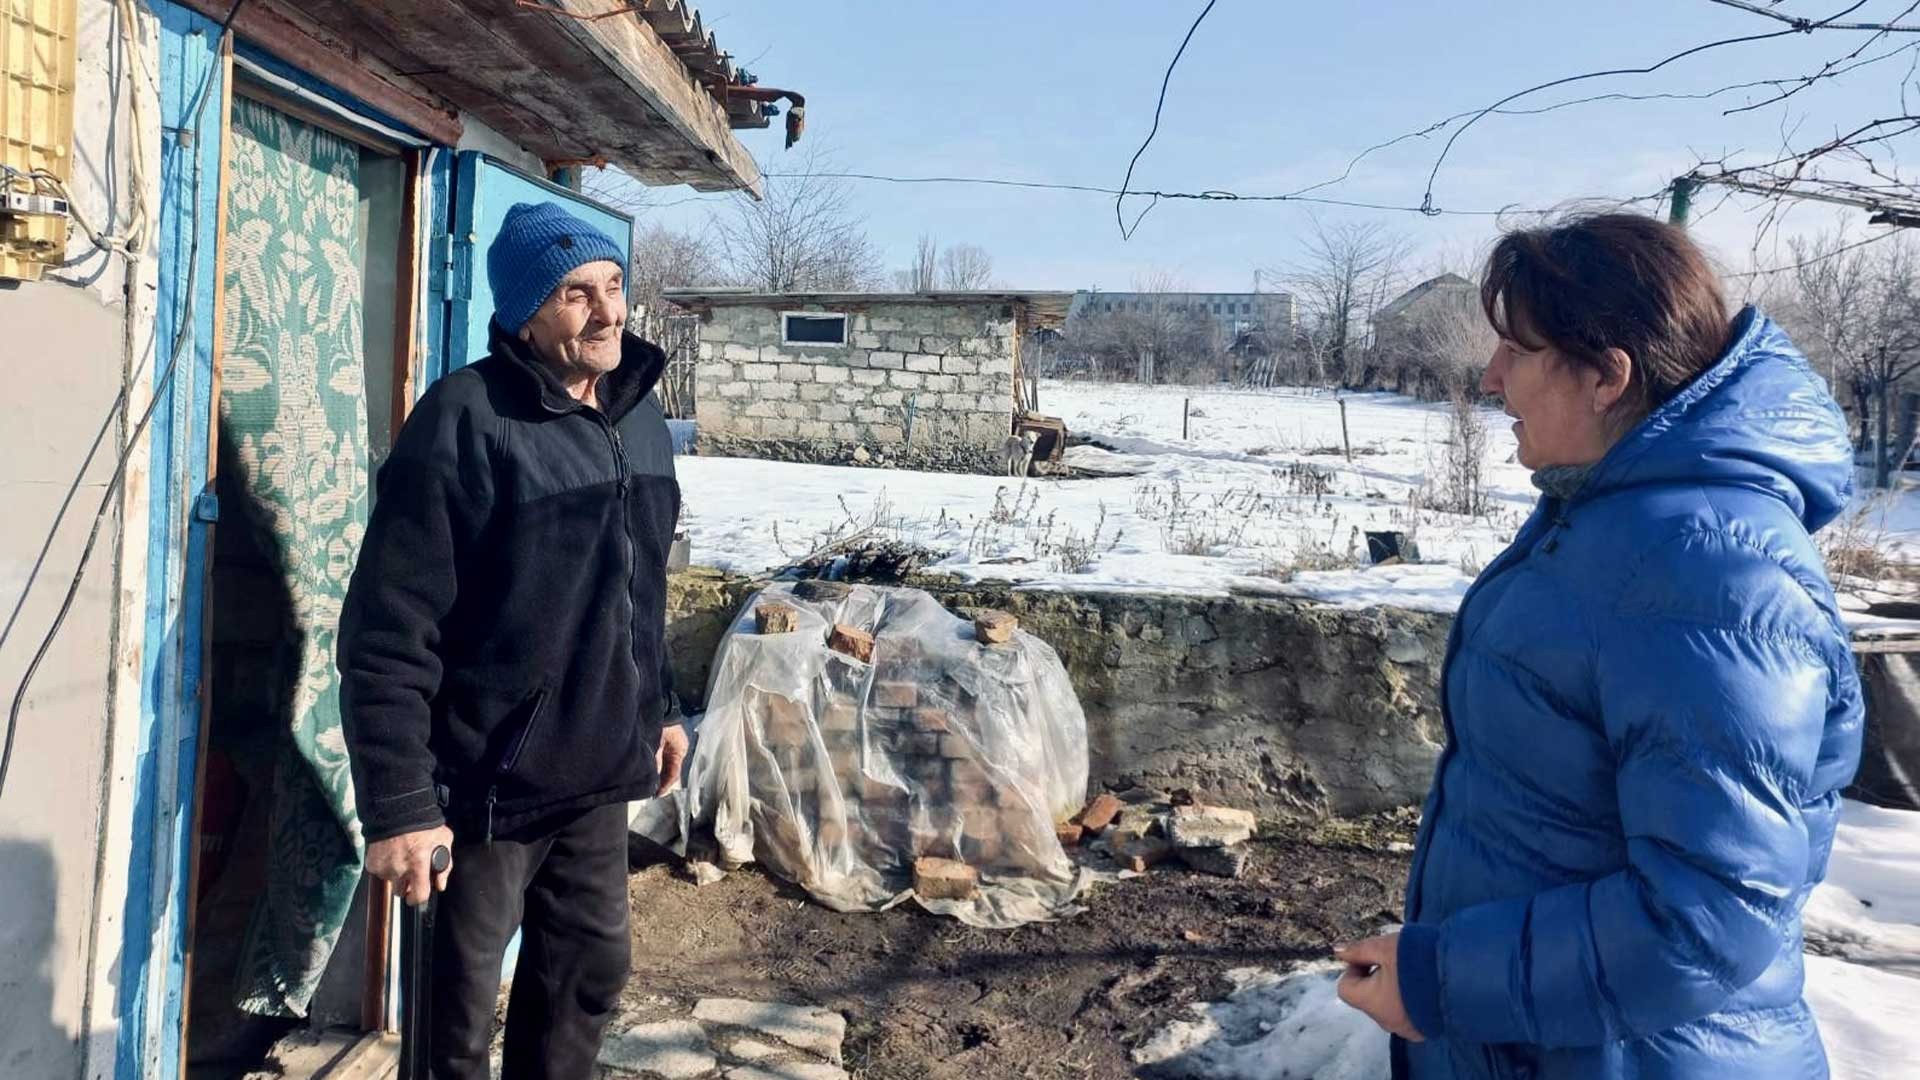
[1480,337,1624,471]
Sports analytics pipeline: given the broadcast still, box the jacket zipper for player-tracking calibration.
[485,688,550,845]
[1402,500,1558,921]
[602,419,646,719]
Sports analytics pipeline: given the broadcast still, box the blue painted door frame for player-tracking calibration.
[125,5,224,1079]
[127,26,635,1073]
[129,9,454,1076]
[428,152,634,381]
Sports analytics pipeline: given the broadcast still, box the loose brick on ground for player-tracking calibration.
[1075,793,1125,833]
[1168,805,1258,849]
[1177,844,1251,878]
[913,856,980,900]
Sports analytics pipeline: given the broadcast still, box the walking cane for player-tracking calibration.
[398,844,451,1080]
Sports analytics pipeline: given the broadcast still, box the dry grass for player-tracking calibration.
[1821,495,1919,585]
[965,485,1121,573]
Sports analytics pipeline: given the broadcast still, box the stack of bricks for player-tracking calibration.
[741,604,1059,886]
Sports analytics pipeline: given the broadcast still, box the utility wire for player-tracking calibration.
[1114,0,1219,239]
[1706,0,1920,32]
[1728,224,1904,276]
[1722,1,1920,113]
[0,0,249,804]
[1421,1,1876,212]
[1286,32,1918,205]
[759,169,1655,219]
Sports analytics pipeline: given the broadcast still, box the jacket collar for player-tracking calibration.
[486,318,668,421]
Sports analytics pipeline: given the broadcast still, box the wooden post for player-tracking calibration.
[1338,396,1352,462]
[1182,397,1190,441]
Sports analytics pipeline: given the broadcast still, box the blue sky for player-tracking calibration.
[600,1,1912,292]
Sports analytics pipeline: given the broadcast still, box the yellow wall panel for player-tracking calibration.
[1,0,78,280]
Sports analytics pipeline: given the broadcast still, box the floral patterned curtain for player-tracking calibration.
[220,95,369,1019]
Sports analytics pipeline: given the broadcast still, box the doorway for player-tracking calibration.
[185,86,416,1078]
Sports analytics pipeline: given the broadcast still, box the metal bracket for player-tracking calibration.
[192,492,220,523]
[428,233,472,301]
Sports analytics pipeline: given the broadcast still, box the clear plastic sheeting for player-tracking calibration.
[634,582,1093,927]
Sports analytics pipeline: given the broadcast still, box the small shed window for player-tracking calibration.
[782,312,848,345]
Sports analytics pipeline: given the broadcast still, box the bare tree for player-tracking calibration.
[1065,270,1220,383]
[1775,229,1920,487]
[894,234,939,292]
[1278,218,1412,387]
[939,243,996,290]
[627,223,721,339]
[710,147,885,292]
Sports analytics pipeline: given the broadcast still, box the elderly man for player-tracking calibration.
[340,201,686,1080]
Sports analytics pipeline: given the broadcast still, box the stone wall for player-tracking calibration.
[691,301,1018,472]
[665,570,1450,819]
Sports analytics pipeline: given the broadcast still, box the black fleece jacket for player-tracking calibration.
[339,322,681,843]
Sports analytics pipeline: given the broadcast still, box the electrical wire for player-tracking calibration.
[764,168,1681,222]
[1420,1,1876,212]
[759,169,1666,219]
[1114,0,1219,239]
[1286,37,1920,204]
[1727,225,1903,276]
[0,0,249,804]
[13,0,153,262]
[1706,0,1920,32]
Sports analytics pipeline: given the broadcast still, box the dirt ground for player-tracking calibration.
[621,812,1417,1080]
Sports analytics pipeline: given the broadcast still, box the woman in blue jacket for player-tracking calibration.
[1336,213,1864,1079]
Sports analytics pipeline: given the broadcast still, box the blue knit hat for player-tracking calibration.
[487,201,627,333]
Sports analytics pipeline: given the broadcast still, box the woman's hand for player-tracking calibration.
[655,723,689,796]
[1335,933,1426,1042]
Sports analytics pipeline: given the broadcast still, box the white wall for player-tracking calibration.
[456,114,545,176]
[0,3,156,1078]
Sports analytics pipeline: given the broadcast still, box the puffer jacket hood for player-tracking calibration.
[1396,306,1864,1080]
[1578,306,1854,533]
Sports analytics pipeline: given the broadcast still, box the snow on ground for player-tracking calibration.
[1804,955,1920,1079]
[1131,965,1386,1080]
[1804,800,1920,1079]
[1133,802,1920,1079]
[680,382,1532,609]
[1805,799,1920,969]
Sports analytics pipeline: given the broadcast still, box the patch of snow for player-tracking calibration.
[1805,800,1920,967]
[1132,965,1387,1080]
[679,382,1533,607]
[1805,954,1920,1079]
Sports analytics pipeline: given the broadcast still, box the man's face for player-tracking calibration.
[520,260,626,377]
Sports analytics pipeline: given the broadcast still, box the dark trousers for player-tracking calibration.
[429,801,632,1080]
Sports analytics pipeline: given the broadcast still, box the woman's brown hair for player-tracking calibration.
[1481,213,1732,419]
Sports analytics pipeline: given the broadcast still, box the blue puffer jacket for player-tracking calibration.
[1396,307,1865,1080]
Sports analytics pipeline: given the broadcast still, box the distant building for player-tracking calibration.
[668,289,1074,472]
[1069,290,1297,339]
[1374,273,1477,346]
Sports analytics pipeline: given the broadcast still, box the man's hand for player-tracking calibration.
[366,824,455,908]
[1334,933,1425,1042]
[656,723,689,796]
